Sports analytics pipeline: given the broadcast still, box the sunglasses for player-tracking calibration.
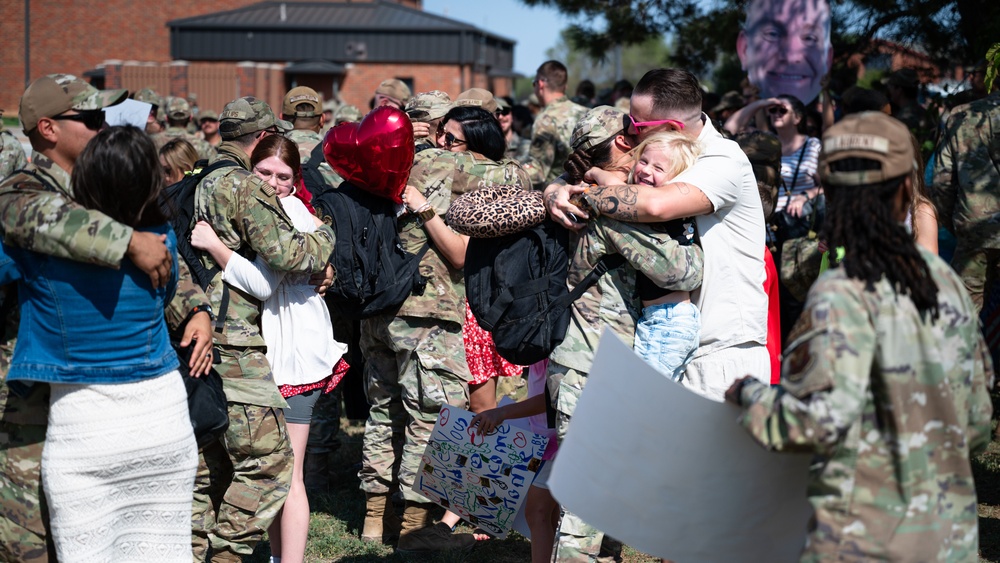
[51,110,105,131]
[624,113,685,135]
[767,106,789,116]
[442,132,466,149]
[496,108,512,117]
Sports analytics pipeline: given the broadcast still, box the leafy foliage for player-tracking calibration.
[987,43,1000,93]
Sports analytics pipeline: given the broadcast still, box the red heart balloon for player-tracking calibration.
[323,106,414,204]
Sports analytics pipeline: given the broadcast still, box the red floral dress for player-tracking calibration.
[463,300,524,385]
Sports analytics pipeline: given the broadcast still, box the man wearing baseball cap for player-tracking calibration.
[152,96,215,160]
[374,78,411,110]
[281,86,344,191]
[726,111,992,561]
[0,73,214,561]
[188,96,336,562]
[405,90,452,151]
[199,109,222,148]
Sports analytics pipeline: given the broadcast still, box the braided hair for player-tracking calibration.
[821,157,939,320]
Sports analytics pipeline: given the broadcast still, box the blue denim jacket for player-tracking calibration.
[1,225,180,384]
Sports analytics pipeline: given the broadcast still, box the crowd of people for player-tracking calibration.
[0,0,998,561]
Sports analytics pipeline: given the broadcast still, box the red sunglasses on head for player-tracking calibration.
[624,113,685,135]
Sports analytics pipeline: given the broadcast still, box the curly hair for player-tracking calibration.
[821,157,939,320]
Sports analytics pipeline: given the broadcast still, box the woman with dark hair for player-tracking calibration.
[190,133,347,563]
[725,112,991,561]
[0,125,198,561]
[435,105,506,161]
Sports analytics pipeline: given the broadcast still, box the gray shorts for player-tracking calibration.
[282,388,322,424]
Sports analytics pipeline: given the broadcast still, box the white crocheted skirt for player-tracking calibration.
[43,371,198,562]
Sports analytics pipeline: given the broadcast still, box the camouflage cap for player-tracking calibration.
[496,97,512,110]
[570,105,626,152]
[405,90,453,122]
[820,111,913,186]
[20,74,127,132]
[333,104,363,125]
[374,79,411,105]
[734,130,782,191]
[282,86,321,118]
[322,99,339,112]
[712,90,744,113]
[218,96,292,140]
[132,88,161,108]
[199,109,219,122]
[454,88,499,114]
[167,96,191,119]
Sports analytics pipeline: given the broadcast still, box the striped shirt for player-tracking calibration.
[776,136,821,212]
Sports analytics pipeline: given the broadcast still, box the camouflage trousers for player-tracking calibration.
[549,362,622,563]
[358,315,471,502]
[0,382,54,563]
[951,245,1000,314]
[191,403,293,561]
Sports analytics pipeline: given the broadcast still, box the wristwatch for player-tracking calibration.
[417,207,436,224]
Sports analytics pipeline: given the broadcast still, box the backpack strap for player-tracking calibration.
[301,142,329,195]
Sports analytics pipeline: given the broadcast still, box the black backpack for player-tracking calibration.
[465,219,625,365]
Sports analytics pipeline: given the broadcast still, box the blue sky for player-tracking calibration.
[422,0,574,77]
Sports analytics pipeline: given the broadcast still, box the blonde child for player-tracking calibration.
[629,131,703,381]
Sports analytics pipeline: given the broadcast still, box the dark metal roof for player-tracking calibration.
[169,1,514,44]
[285,59,347,74]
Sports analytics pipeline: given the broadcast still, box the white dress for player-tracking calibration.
[222,196,346,386]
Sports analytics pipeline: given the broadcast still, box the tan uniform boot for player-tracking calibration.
[361,492,402,543]
[396,502,475,554]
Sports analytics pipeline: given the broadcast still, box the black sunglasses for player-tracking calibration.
[496,107,512,117]
[51,110,106,131]
[442,132,466,149]
[767,106,789,117]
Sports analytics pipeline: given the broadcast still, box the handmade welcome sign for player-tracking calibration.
[414,405,549,538]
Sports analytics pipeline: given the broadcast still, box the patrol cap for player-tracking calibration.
[819,112,913,187]
[218,96,292,140]
[374,79,411,105]
[712,91,744,114]
[167,97,192,120]
[132,88,161,108]
[199,109,219,122]
[322,99,339,113]
[405,90,452,122]
[570,105,626,152]
[20,74,127,132]
[333,104,362,125]
[734,130,782,192]
[496,97,512,111]
[454,88,499,114]
[282,86,321,118]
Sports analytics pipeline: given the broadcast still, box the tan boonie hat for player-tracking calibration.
[571,105,626,152]
[282,86,321,118]
[405,90,452,122]
[333,104,363,125]
[167,97,192,120]
[20,74,126,132]
[375,79,411,105]
[454,88,499,114]
[199,109,219,122]
[819,112,913,187]
[218,96,292,140]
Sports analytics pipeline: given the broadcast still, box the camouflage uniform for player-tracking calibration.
[190,131,335,559]
[153,126,216,162]
[0,150,212,563]
[930,91,1000,312]
[0,130,27,179]
[505,130,530,163]
[548,217,704,563]
[521,95,588,190]
[358,149,528,502]
[734,249,993,561]
[286,128,345,189]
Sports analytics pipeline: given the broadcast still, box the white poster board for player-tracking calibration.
[104,99,151,129]
[549,331,812,562]
[414,404,550,539]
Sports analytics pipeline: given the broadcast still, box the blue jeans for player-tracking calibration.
[634,302,700,381]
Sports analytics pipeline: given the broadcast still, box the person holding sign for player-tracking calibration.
[725,112,993,561]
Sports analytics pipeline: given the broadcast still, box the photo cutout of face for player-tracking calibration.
[737,0,833,104]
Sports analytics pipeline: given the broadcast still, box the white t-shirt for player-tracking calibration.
[671,117,768,359]
[222,196,347,386]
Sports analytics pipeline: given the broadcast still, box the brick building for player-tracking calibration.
[1,0,515,118]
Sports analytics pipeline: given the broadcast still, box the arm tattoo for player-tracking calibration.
[588,185,640,222]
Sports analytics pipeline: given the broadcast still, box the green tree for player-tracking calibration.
[544,29,672,93]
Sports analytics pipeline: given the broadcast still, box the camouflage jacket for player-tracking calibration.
[287,128,345,191]
[505,131,530,164]
[930,90,1000,248]
[549,218,704,376]
[521,95,588,190]
[0,130,27,180]
[153,126,216,162]
[392,149,529,324]
[735,249,993,561]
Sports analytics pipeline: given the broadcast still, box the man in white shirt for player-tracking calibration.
[545,68,769,401]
